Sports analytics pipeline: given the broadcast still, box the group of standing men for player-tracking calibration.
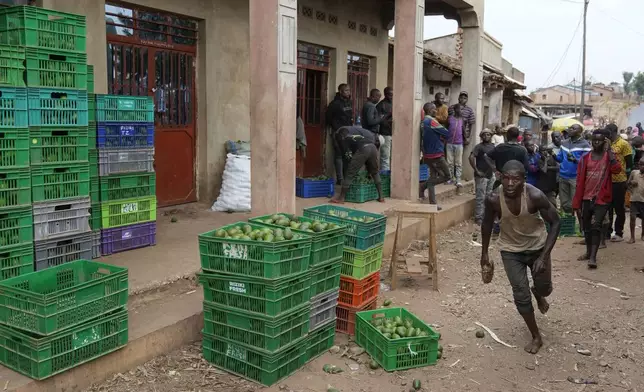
[325,84,393,204]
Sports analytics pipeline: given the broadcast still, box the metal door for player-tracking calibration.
[297,43,330,178]
[105,4,197,207]
[347,53,370,122]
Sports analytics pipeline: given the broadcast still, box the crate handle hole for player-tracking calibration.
[0,133,5,139]
[56,239,73,246]
[50,92,68,99]
[371,313,386,319]
[0,214,7,220]
[54,204,72,211]
[52,130,69,137]
[0,174,6,180]
[53,168,69,173]
[97,268,111,275]
[48,54,67,62]
[0,252,8,258]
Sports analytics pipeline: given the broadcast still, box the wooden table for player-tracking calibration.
[388,203,439,291]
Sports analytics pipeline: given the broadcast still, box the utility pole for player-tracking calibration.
[573,78,577,118]
[579,0,589,121]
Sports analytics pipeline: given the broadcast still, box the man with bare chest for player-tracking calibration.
[479,160,561,354]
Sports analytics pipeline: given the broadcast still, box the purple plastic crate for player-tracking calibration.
[97,122,154,149]
[296,177,335,198]
[101,221,156,255]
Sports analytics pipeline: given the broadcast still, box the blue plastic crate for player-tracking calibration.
[97,122,154,149]
[27,88,88,126]
[419,164,429,182]
[0,87,27,128]
[296,177,334,198]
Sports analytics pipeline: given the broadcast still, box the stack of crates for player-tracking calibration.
[197,220,320,386]
[248,213,346,363]
[0,44,32,280]
[94,93,156,256]
[303,205,386,335]
[0,260,129,380]
[0,5,95,270]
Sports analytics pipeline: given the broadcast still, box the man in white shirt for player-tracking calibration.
[492,126,505,146]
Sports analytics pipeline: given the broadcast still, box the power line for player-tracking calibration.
[540,11,584,88]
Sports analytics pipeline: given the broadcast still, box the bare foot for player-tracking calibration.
[577,253,590,261]
[377,198,385,203]
[576,239,586,245]
[524,337,543,354]
[531,288,550,314]
[628,238,636,244]
[329,198,344,204]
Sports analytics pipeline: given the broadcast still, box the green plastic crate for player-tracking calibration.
[202,331,308,387]
[89,148,97,177]
[96,95,154,123]
[0,243,33,281]
[382,173,391,198]
[100,196,156,229]
[303,205,386,250]
[99,173,156,202]
[354,307,440,372]
[341,245,383,279]
[88,94,95,123]
[0,87,27,128]
[199,222,311,279]
[198,271,311,318]
[89,201,100,230]
[0,6,86,53]
[310,257,341,299]
[345,183,379,203]
[249,213,345,267]
[306,320,336,361]
[0,259,128,335]
[0,45,24,87]
[28,126,88,165]
[0,127,29,168]
[88,121,96,149]
[30,163,89,202]
[87,64,93,93]
[25,48,87,89]
[203,301,310,353]
[0,308,127,380]
[0,168,30,209]
[90,175,98,204]
[0,206,32,248]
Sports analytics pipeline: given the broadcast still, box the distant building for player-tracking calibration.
[531,85,595,118]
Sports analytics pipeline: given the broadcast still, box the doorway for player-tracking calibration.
[347,53,370,122]
[297,43,330,178]
[105,4,197,207]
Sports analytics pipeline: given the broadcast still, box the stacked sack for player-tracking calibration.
[197,211,346,386]
[90,91,156,255]
[0,5,129,380]
[302,205,386,335]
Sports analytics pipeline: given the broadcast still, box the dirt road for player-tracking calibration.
[85,221,644,392]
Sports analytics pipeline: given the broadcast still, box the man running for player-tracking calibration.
[480,160,561,354]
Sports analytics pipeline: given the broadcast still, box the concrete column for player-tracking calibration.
[249,0,297,215]
[459,10,483,181]
[391,0,424,200]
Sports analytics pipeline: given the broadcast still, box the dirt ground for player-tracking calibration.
[84,221,644,392]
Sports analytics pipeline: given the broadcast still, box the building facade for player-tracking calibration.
[30,0,485,215]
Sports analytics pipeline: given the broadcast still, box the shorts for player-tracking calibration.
[631,201,644,219]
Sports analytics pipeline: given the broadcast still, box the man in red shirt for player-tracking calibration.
[573,129,622,269]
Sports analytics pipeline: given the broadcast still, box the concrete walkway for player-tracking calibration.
[0,183,475,392]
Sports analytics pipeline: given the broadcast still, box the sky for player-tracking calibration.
[419,0,643,92]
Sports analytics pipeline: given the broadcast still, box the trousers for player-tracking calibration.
[607,181,627,237]
[474,175,495,222]
[501,249,552,315]
[558,177,577,214]
[445,143,463,183]
[380,135,392,171]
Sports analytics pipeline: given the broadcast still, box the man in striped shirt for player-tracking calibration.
[448,91,476,146]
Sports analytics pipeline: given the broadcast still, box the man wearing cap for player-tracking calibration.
[449,91,476,146]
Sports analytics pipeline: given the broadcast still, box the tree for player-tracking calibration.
[623,71,634,94]
[632,72,644,97]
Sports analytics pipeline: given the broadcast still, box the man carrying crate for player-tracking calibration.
[479,160,561,354]
[330,126,383,204]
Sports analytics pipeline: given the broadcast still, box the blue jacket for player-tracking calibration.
[421,116,450,156]
[556,137,591,179]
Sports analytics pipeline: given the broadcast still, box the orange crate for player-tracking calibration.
[338,271,380,308]
[336,298,377,335]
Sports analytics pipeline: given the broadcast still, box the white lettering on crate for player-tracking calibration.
[121,202,138,214]
[222,243,248,259]
[226,343,247,361]
[228,282,246,294]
